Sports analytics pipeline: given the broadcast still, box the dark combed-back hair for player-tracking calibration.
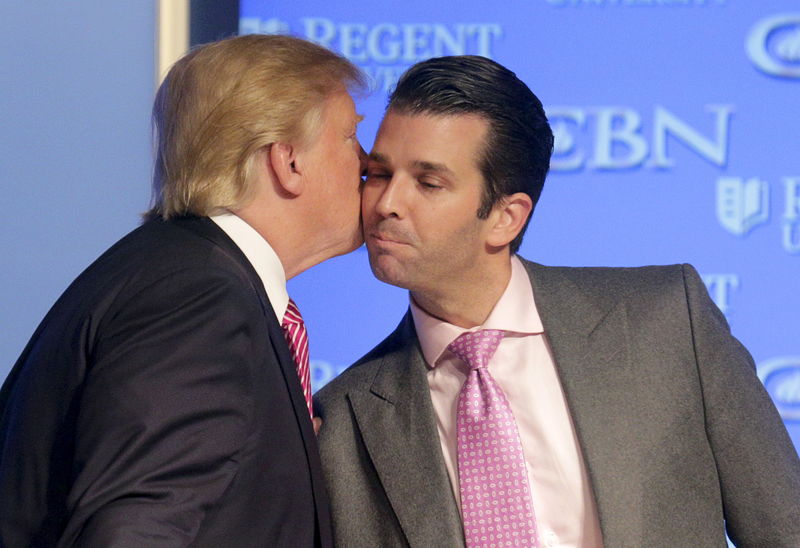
[387,56,554,253]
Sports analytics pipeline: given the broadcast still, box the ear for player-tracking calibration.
[485,192,533,249]
[268,142,304,197]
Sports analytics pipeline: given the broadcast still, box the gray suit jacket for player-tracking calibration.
[316,260,800,547]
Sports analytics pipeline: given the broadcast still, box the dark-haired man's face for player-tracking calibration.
[362,110,496,297]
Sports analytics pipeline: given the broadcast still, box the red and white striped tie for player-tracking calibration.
[281,298,313,420]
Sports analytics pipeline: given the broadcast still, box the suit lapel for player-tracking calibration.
[181,218,318,441]
[523,260,645,544]
[347,314,465,547]
[178,217,332,544]
[265,319,334,544]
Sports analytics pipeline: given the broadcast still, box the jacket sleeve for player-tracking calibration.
[682,264,800,547]
[58,267,260,547]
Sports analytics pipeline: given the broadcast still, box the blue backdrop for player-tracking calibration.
[238,1,800,451]
[1,1,796,469]
[0,2,154,387]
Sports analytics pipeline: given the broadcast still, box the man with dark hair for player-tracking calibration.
[315,56,800,547]
[0,35,365,546]
[384,56,552,254]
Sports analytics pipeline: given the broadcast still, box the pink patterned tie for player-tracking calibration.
[449,330,539,547]
[281,298,313,420]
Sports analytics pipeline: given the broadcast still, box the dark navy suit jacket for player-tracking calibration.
[0,217,332,547]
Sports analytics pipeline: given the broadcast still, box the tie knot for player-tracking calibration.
[283,298,304,328]
[447,329,505,371]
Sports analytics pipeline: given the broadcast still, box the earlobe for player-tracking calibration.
[486,192,533,248]
[269,142,304,197]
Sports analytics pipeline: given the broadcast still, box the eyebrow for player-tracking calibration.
[369,152,390,164]
[411,160,453,175]
[369,152,454,175]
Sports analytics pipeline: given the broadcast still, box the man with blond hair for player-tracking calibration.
[0,35,365,546]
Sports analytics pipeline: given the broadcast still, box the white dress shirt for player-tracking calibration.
[210,212,289,320]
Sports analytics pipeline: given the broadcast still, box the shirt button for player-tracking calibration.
[544,530,559,547]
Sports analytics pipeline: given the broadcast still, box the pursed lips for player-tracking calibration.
[367,231,411,247]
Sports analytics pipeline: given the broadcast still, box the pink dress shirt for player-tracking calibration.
[410,256,604,548]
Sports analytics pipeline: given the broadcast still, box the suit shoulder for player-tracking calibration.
[315,338,390,402]
[26,219,266,362]
[316,316,411,405]
[522,258,695,300]
[77,218,258,298]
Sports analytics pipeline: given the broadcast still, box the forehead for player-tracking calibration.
[322,89,358,124]
[372,111,489,169]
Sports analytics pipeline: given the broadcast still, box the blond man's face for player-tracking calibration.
[300,90,367,257]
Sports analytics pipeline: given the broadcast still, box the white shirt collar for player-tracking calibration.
[210,212,289,319]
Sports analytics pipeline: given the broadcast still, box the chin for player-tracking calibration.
[368,254,411,289]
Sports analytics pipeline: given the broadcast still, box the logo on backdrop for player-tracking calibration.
[715,176,800,254]
[701,274,739,315]
[746,14,800,79]
[716,177,770,236]
[547,105,732,172]
[758,357,800,421]
[240,17,503,92]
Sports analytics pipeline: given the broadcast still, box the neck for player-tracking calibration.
[272,227,350,279]
[236,208,332,280]
[232,202,307,281]
[411,255,513,328]
[233,184,359,280]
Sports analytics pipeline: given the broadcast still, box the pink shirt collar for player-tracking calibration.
[410,255,544,369]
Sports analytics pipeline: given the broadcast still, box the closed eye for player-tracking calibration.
[419,180,441,190]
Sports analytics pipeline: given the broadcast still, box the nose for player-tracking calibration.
[372,175,407,220]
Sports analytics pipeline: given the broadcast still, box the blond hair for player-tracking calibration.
[147,34,364,220]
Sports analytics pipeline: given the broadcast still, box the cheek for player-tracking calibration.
[427,218,480,255]
[340,148,361,184]
[360,187,379,216]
